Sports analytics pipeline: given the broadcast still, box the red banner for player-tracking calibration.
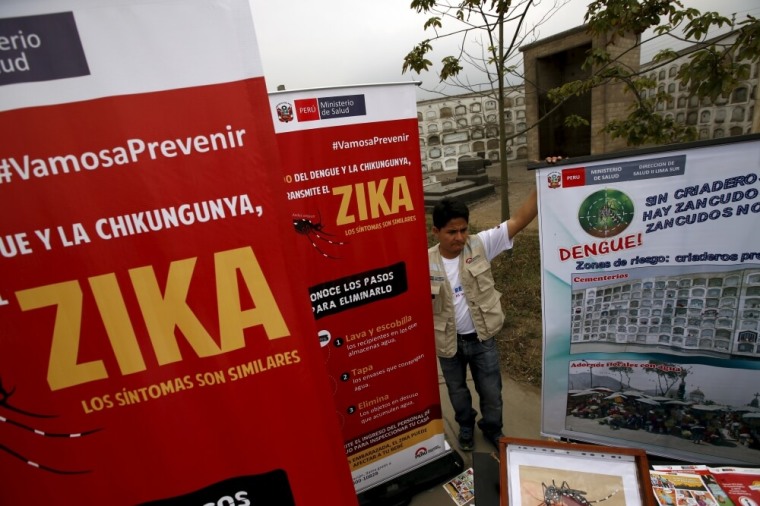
[0,1,356,504]
[270,83,446,492]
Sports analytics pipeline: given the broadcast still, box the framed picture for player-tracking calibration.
[498,438,655,506]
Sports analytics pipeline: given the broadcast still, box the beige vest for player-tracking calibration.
[429,236,505,357]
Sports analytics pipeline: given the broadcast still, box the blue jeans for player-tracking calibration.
[439,336,503,437]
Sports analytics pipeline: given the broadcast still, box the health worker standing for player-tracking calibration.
[428,187,538,451]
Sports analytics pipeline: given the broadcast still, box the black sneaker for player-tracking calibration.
[486,431,505,449]
[458,426,475,451]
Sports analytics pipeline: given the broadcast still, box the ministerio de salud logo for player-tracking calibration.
[275,102,293,123]
[547,171,562,189]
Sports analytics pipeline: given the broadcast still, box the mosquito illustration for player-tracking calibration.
[540,480,619,506]
[293,212,347,259]
[0,377,99,474]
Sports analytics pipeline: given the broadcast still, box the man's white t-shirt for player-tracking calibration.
[442,221,514,335]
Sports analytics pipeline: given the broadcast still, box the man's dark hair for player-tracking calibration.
[432,197,469,229]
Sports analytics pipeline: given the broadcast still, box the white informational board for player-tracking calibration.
[536,136,760,464]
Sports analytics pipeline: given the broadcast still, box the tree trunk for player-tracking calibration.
[498,12,511,221]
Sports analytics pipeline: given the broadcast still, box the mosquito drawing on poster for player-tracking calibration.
[499,439,652,506]
[293,210,348,259]
[519,469,625,506]
[0,377,98,474]
[538,479,621,506]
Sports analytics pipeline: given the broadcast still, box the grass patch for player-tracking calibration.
[426,218,543,387]
[492,231,543,387]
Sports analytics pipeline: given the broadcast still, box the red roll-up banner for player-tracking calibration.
[269,83,447,492]
[0,1,356,504]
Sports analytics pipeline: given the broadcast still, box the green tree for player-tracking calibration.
[643,361,690,397]
[402,0,570,221]
[404,0,760,219]
[609,365,633,389]
[551,0,760,145]
[677,376,686,401]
